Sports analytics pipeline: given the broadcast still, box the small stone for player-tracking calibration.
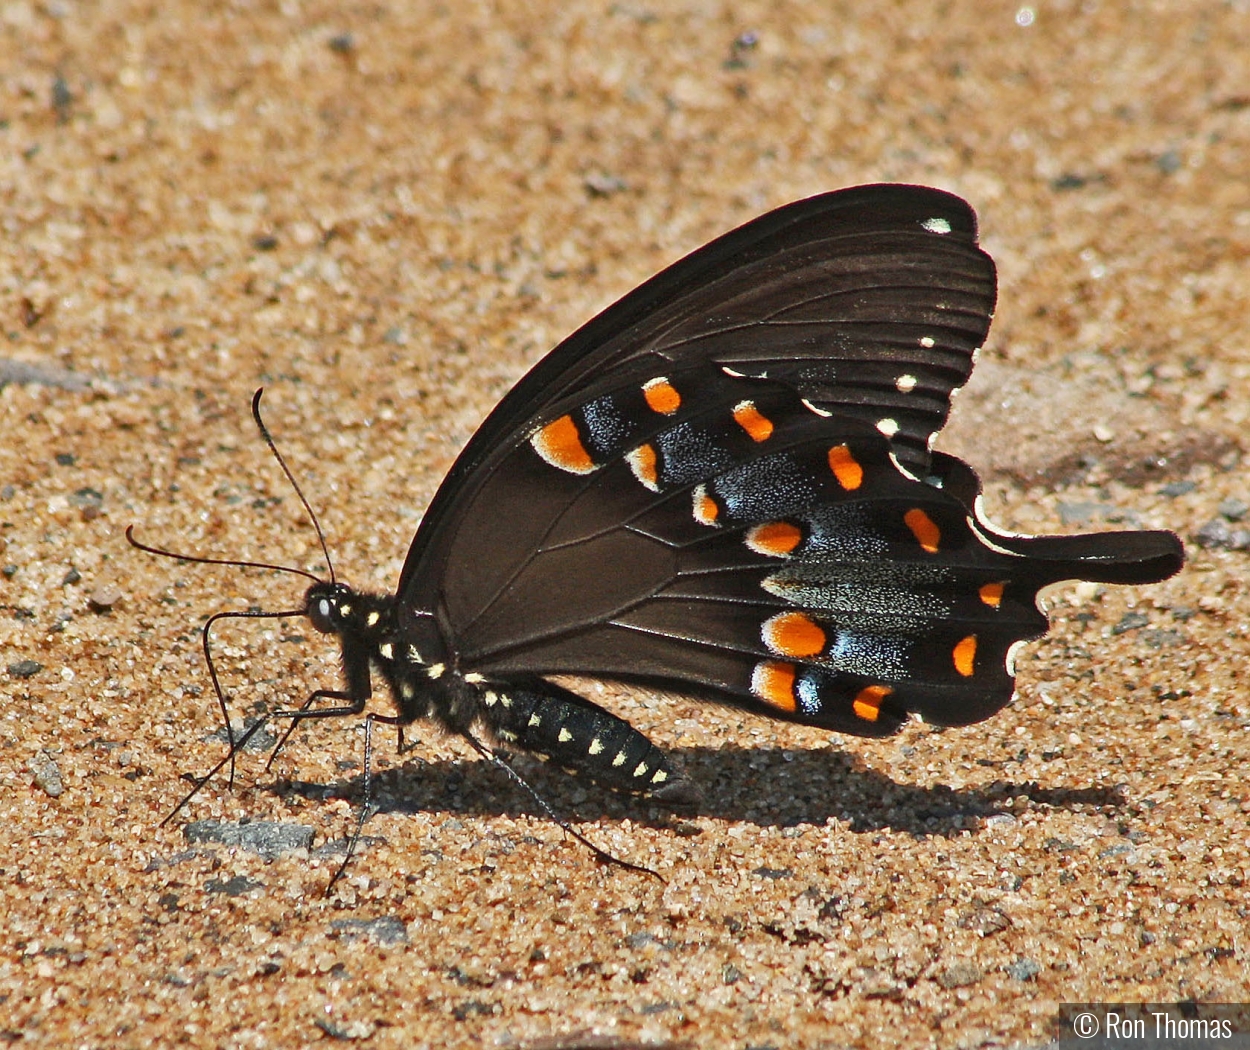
[204,875,263,897]
[1111,611,1150,635]
[936,961,982,988]
[1195,518,1250,550]
[184,819,315,859]
[584,172,627,197]
[29,750,64,797]
[8,659,43,679]
[314,1018,377,1041]
[328,31,355,54]
[1006,958,1041,981]
[1158,480,1195,497]
[89,584,122,610]
[957,906,1011,936]
[1155,149,1183,174]
[330,916,409,946]
[69,487,104,512]
[1218,497,1249,522]
[1058,501,1112,525]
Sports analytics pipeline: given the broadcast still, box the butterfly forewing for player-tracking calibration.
[399,185,996,608]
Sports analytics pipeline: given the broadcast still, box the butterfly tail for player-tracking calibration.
[986,528,1185,588]
[929,451,1185,586]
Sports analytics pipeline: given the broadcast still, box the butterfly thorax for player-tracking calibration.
[303,580,482,730]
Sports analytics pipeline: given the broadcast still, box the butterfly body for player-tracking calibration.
[303,580,691,800]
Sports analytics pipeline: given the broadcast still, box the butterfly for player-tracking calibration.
[134,184,1183,863]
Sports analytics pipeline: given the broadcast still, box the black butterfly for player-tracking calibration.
[136,184,1183,860]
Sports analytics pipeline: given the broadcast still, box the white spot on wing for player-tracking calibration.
[922,216,952,234]
[895,374,917,393]
[1006,640,1028,677]
[378,643,393,660]
[801,398,832,417]
[888,450,921,482]
[920,336,935,348]
[876,417,900,438]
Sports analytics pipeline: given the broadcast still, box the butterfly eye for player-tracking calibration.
[308,597,336,634]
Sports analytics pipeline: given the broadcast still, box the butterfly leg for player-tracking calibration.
[481,677,696,805]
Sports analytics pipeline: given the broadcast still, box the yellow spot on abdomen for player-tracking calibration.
[953,634,977,677]
[531,414,595,474]
[827,444,864,490]
[904,508,941,553]
[642,377,681,415]
[733,400,774,442]
[852,684,891,722]
[751,660,797,712]
[979,582,1004,608]
[626,443,659,491]
[746,521,802,557]
[762,611,826,658]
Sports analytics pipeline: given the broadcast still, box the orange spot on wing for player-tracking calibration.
[626,443,659,491]
[904,507,941,553]
[852,684,891,722]
[642,377,681,415]
[732,400,774,442]
[762,611,826,658]
[746,521,802,556]
[979,582,1004,608]
[953,634,977,677]
[751,660,797,712]
[693,485,719,526]
[531,415,595,474]
[827,444,864,490]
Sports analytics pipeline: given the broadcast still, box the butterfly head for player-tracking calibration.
[305,580,356,634]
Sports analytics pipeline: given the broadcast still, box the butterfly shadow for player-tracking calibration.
[270,742,1127,844]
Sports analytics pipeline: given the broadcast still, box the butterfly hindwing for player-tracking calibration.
[422,359,1044,735]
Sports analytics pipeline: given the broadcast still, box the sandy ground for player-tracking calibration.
[2,1,1248,1047]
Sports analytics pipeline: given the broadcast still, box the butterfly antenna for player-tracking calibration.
[125,525,322,584]
[251,388,336,584]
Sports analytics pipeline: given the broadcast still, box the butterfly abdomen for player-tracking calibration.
[479,676,693,802]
